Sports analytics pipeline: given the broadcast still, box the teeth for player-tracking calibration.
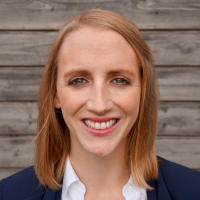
[110,119,114,126]
[85,120,89,126]
[106,121,110,128]
[84,119,117,130]
[112,119,115,126]
[95,122,101,129]
[91,121,95,128]
[101,122,106,129]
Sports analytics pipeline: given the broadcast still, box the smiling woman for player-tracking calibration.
[37,10,158,195]
[1,9,200,200]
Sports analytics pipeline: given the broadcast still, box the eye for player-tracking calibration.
[69,78,87,86]
[112,78,130,85]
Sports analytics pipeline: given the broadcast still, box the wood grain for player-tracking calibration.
[157,67,200,101]
[0,102,38,135]
[0,136,34,168]
[142,31,200,65]
[0,32,55,66]
[156,137,200,169]
[158,102,200,136]
[0,102,199,135]
[0,136,200,169]
[0,67,42,101]
[0,31,200,66]
[0,67,199,101]
[0,0,199,30]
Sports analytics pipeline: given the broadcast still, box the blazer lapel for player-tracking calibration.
[56,189,62,200]
[147,179,157,200]
[42,188,62,200]
[147,169,172,200]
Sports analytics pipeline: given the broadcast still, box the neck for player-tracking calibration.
[69,138,130,195]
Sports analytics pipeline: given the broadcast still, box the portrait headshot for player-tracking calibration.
[0,1,200,200]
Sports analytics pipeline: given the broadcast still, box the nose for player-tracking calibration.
[86,82,113,115]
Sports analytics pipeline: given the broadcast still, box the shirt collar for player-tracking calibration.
[65,156,80,189]
[62,157,86,199]
[122,176,147,199]
[62,157,146,200]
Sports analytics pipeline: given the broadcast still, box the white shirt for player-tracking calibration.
[61,157,147,200]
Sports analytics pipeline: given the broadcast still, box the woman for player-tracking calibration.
[0,9,200,200]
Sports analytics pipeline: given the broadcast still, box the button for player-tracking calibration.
[127,185,132,192]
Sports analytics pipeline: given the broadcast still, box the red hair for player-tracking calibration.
[34,9,159,190]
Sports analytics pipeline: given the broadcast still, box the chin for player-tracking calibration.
[92,150,112,158]
[86,143,117,158]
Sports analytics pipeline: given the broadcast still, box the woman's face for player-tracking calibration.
[54,27,141,158]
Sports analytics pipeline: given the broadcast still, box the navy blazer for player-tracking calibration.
[1,157,200,200]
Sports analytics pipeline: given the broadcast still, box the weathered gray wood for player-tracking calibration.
[0,168,22,180]
[158,102,200,136]
[156,137,200,169]
[0,31,200,66]
[0,31,55,66]
[0,67,200,101]
[0,67,42,101]
[142,31,200,65]
[0,136,34,168]
[0,102,199,135]
[0,102,38,135]
[0,136,200,169]
[157,67,200,101]
[0,0,200,30]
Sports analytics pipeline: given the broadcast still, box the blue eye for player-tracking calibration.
[112,78,130,85]
[69,78,87,86]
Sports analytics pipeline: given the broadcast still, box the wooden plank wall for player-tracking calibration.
[0,0,200,180]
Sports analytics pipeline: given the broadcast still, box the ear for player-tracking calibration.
[54,94,61,108]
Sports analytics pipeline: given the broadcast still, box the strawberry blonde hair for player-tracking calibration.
[35,9,159,190]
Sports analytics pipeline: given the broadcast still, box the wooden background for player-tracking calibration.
[0,0,200,180]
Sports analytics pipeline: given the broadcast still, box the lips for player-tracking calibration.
[81,118,119,136]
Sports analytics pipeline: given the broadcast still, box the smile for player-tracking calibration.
[81,118,120,136]
[83,119,117,130]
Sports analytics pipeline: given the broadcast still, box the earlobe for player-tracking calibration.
[54,94,61,108]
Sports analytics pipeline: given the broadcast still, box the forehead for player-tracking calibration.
[58,26,139,72]
[61,26,131,48]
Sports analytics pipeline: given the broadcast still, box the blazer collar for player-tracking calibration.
[147,179,158,200]
[42,177,63,200]
[42,187,62,200]
[147,168,172,200]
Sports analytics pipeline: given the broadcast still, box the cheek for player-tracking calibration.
[115,89,141,116]
[58,89,87,115]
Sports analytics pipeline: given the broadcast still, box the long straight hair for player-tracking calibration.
[34,9,159,190]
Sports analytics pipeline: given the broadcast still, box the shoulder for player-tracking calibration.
[158,156,200,181]
[158,156,200,199]
[0,166,46,200]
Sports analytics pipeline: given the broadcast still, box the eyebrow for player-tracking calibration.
[63,69,136,78]
[108,69,135,77]
[63,69,91,79]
